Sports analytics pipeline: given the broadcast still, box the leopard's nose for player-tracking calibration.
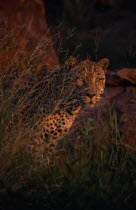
[86,93,95,98]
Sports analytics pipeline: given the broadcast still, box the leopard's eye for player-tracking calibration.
[96,78,100,82]
[96,78,104,82]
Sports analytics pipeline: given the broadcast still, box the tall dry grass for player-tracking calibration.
[0,22,135,210]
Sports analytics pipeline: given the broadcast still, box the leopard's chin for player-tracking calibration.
[83,95,102,108]
[92,95,101,103]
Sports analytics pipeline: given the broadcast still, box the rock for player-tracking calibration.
[119,117,136,146]
[106,71,121,86]
[117,68,136,84]
[112,91,131,108]
[106,69,136,86]
[110,87,136,146]
[0,0,58,71]
[104,87,123,99]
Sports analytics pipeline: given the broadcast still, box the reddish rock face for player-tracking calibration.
[106,69,136,86]
[0,0,58,71]
[104,87,123,99]
[117,68,136,84]
[106,71,121,86]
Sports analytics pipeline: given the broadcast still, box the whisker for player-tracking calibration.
[95,98,109,114]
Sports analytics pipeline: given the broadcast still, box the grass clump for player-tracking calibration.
[0,98,135,210]
[0,23,135,210]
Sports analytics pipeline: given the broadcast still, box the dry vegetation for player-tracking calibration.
[0,23,135,210]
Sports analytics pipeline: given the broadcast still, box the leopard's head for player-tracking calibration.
[75,58,109,108]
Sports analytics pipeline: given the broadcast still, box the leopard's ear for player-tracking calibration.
[65,56,78,66]
[97,58,109,71]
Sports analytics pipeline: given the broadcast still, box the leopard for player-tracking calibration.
[25,56,109,161]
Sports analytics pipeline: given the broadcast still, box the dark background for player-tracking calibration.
[45,0,136,69]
